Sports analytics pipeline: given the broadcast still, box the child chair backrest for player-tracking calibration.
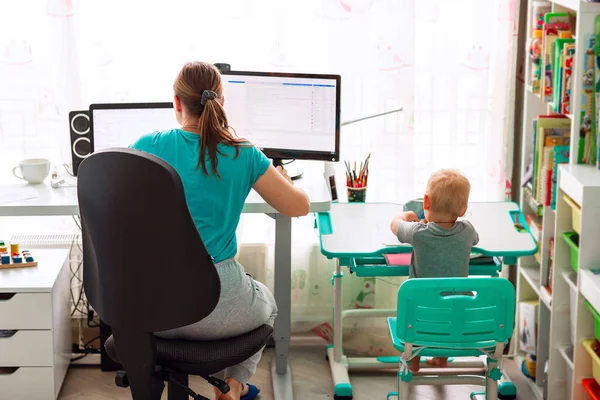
[395,278,515,349]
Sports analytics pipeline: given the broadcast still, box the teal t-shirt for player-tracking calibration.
[130,128,271,262]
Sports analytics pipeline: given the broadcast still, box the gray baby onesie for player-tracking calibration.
[396,220,479,279]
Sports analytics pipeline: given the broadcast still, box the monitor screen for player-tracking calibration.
[89,103,177,152]
[221,71,341,162]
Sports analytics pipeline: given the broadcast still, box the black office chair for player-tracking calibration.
[77,148,273,400]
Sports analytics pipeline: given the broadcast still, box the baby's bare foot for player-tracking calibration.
[425,357,448,367]
[409,356,421,372]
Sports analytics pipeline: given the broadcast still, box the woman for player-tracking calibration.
[130,61,310,400]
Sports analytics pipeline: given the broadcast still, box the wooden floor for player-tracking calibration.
[59,347,536,400]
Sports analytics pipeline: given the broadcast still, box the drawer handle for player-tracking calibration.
[0,367,19,375]
[0,330,17,338]
[0,293,16,301]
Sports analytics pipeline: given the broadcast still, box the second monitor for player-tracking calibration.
[221,70,341,165]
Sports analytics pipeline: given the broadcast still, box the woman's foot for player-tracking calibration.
[425,357,448,368]
[213,378,251,400]
[213,378,243,400]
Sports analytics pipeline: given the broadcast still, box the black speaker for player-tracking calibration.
[69,110,91,176]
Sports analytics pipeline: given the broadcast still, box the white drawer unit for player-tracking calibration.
[0,249,71,400]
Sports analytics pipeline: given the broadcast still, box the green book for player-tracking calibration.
[554,38,575,111]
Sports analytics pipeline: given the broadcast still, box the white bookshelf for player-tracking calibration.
[517,1,600,399]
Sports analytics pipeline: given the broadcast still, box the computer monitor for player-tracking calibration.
[221,70,341,164]
[89,102,177,152]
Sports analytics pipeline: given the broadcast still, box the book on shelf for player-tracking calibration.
[580,34,597,165]
[541,286,552,306]
[532,116,571,204]
[562,43,575,115]
[519,301,539,356]
[547,237,555,290]
[541,14,570,102]
[551,145,570,209]
[526,214,542,243]
[554,37,575,113]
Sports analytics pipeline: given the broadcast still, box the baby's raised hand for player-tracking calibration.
[400,211,420,222]
[390,211,420,235]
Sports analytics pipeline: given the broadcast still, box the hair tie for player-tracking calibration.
[201,90,218,106]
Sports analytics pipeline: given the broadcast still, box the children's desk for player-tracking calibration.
[316,202,537,400]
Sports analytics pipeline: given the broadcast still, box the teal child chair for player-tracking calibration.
[387,278,515,400]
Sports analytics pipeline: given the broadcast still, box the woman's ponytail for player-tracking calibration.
[174,62,247,178]
[196,90,245,178]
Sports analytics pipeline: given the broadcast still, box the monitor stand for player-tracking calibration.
[272,159,304,181]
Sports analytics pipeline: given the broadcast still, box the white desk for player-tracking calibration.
[0,177,330,216]
[0,249,71,400]
[0,174,331,400]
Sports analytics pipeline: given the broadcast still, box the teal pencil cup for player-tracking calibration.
[347,186,367,202]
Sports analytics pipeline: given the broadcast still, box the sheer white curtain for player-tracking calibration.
[0,0,519,355]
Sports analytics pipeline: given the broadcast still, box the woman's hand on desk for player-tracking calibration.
[276,165,292,184]
[390,211,419,235]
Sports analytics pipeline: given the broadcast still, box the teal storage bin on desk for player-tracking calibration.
[563,232,579,272]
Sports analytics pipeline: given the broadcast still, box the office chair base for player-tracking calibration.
[114,368,230,400]
[115,370,129,388]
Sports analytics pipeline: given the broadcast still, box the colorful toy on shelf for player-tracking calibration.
[530,30,544,93]
[0,241,37,269]
[521,354,537,381]
[531,1,551,34]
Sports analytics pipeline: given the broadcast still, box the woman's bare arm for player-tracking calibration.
[253,165,310,217]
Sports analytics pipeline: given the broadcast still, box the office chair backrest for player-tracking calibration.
[78,148,220,333]
[395,277,515,349]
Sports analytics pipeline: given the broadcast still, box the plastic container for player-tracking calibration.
[583,378,600,400]
[564,195,581,234]
[587,301,600,342]
[584,339,600,385]
[563,232,580,272]
[565,272,578,346]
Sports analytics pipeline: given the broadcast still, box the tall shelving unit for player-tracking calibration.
[517,1,600,399]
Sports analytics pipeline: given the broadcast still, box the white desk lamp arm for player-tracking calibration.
[323,108,403,199]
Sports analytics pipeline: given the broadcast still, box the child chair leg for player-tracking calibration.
[398,378,409,400]
[485,358,500,400]
[397,362,411,400]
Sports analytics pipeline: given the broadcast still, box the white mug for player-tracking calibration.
[12,158,51,184]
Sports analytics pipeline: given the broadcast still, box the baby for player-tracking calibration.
[390,168,479,372]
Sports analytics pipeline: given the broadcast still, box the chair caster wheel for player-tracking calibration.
[498,381,517,400]
[326,354,329,361]
[334,396,352,400]
[115,370,129,388]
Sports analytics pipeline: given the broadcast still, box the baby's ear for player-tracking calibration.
[423,194,430,210]
[458,207,468,217]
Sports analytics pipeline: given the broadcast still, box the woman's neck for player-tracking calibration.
[181,116,200,134]
[181,125,200,134]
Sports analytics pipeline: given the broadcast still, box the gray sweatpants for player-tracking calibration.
[156,258,278,384]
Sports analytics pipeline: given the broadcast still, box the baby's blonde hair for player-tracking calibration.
[426,169,471,218]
